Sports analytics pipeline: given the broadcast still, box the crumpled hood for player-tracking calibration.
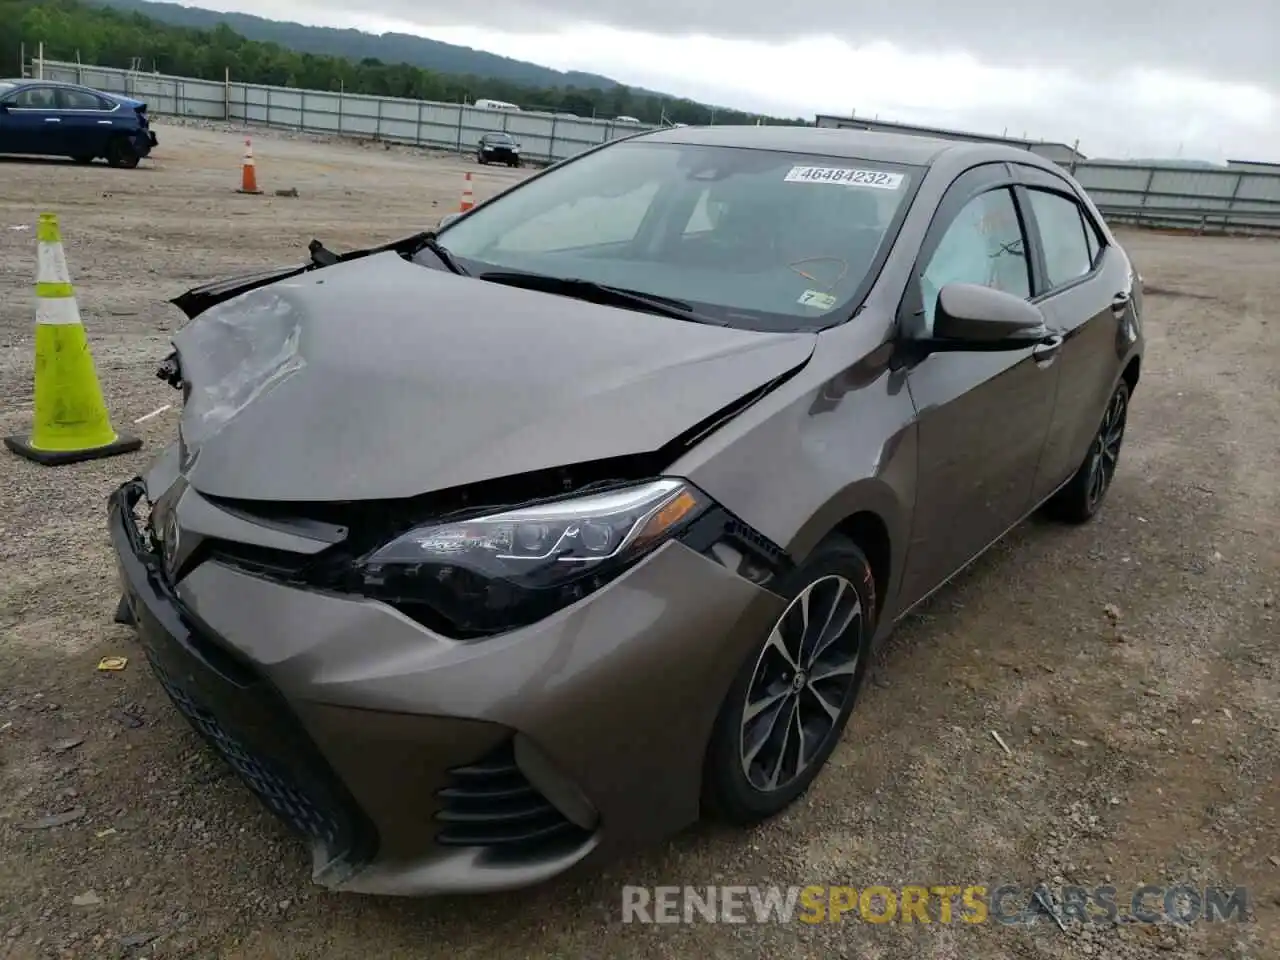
[173,252,815,502]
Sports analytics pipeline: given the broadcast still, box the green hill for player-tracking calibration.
[1,0,806,125]
[92,0,630,94]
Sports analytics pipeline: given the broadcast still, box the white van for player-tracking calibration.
[473,98,521,111]
[615,115,642,124]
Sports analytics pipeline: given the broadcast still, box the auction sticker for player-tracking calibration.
[784,166,904,189]
[798,289,838,309]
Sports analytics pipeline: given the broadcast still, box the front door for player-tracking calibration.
[897,164,1062,606]
[0,85,64,156]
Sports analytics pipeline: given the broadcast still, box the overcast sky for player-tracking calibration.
[190,0,1277,160]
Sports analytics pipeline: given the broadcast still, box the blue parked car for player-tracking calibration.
[0,79,158,168]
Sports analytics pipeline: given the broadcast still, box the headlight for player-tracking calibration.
[356,478,711,637]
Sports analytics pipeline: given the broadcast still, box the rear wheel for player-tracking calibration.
[702,535,876,824]
[1046,380,1130,524]
[106,136,139,169]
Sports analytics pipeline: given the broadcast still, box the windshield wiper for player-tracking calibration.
[477,270,724,325]
[418,233,469,276]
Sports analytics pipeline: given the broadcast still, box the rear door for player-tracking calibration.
[1012,164,1132,501]
[0,85,62,155]
[898,163,1061,605]
[56,87,119,158]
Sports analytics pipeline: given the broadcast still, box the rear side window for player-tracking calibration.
[1080,207,1105,267]
[1027,189,1093,289]
[60,89,108,110]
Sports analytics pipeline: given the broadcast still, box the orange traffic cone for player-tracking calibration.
[459,172,474,212]
[238,137,262,195]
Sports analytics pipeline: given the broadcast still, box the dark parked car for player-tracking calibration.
[477,131,521,167]
[112,126,1142,897]
[0,78,156,168]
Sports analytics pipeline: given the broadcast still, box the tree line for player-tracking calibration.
[1,0,809,127]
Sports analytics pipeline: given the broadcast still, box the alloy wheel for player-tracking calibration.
[739,575,863,792]
[1087,387,1128,510]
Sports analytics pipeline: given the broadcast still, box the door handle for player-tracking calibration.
[1032,335,1064,364]
[43,117,61,123]
[97,120,112,125]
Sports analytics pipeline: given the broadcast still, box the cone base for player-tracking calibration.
[5,432,142,466]
[237,189,264,195]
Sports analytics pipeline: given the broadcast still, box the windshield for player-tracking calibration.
[485,134,515,144]
[435,141,920,331]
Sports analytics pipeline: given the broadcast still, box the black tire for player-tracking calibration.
[106,136,139,169]
[1046,379,1130,524]
[702,534,877,825]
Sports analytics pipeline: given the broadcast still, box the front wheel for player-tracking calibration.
[1046,379,1130,524]
[702,535,876,824]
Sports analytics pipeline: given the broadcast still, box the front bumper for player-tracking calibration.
[109,477,784,895]
[135,130,157,156]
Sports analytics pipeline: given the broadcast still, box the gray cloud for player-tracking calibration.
[300,0,1278,91]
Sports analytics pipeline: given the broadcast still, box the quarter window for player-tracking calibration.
[920,187,1030,331]
[1027,189,1094,289]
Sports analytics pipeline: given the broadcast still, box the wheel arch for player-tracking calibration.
[783,478,910,627]
[1121,355,1141,395]
[831,511,891,623]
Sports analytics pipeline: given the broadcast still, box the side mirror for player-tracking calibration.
[437,212,463,230]
[925,283,1047,351]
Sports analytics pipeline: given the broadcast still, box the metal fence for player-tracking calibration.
[31,58,659,165]
[1073,162,1280,234]
[26,58,1280,234]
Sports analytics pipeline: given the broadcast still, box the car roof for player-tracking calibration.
[3,78,113,93]
[633,124,1050,170]
[1,79,138,103]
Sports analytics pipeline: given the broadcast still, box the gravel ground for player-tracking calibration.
[1,123,1277,960]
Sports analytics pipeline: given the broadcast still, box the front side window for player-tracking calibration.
[1027,189,1094,289]
[8,87,58,109]
[920,187,1031,331]
[437,141,919,330]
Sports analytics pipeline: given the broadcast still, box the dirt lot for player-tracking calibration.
[0,122,1277,960]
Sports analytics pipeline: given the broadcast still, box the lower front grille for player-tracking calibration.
[151,661,346,847]
[436,740,591,851]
